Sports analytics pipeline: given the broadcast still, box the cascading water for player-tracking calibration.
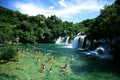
[55,36,71,44]
[72,34,86,49]
[55,36,63,44]
[65,37,70,44]
[72,36,80,48]
[55,36,72,48]
[82,45,112,59]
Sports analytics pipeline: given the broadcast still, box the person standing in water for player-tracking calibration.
[49,68,52,74]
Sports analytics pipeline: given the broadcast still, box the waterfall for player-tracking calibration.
[55,36,71,44]
[72,36,80,48]
[81,45,112,59]
[55,36,63,44]
[65,37,70,44]
[72,35,86,49]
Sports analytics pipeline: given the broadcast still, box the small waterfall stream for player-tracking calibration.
[55,36,71,44]
[55,36,63,44]
[65,37,70,44]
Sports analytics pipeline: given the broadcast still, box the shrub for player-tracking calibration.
[0,46,17,60]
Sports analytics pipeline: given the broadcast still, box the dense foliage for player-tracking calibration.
[0,0,119,44]
[0,46,17,60]
[83,0,120,41]
[0,6,84,44]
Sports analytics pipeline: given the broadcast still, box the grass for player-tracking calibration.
[0,45,120,80]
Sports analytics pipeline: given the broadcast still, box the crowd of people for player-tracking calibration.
[17,47,77,75]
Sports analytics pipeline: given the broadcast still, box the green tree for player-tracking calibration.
[0,46,17,60]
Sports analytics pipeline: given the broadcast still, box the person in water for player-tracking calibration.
[71,53,76,61]
[41,64,46,72]
[61,64,67,73]
[62,66,66,73]
[65,58,69,63]
[64,63,67,68]
[48,56,54,62]
[49,68,52,74]
[37,57,40,63]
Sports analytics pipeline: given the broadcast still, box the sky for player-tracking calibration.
[0,0,115,23]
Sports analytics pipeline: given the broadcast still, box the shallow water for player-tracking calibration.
[0,44,120,80]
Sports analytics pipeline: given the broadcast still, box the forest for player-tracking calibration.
[0,0,120,44]
[0,5,87,44]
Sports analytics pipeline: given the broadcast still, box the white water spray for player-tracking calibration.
[72,33,86,48]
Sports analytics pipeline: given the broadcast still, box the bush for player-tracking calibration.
[0,46,17,60]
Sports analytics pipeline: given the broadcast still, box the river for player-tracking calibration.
[0,44,120,80]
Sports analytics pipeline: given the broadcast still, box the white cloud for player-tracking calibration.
[54,0,103,18]
[58,0,67,7]
[14,2,53,17]
[14,0,105,19]
[48,6,55,9]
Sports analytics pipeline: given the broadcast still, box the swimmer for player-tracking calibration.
[71,57,74,61]
[64,64,67,68]
[62,66,66,72]
[41,64,46,72]
[37,58,40,63]
[48,56,54,61]
[49,68,52,74]
[71,53,76,61]
[65,58,69,63]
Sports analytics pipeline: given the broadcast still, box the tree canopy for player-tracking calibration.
[0,6,82,44]
[0,0,119,44]
[84,0,120,40]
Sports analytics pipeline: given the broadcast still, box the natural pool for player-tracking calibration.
[0,44,120,80]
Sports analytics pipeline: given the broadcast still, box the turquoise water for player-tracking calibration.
[0,44,120,80]
[12,44,79,54]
